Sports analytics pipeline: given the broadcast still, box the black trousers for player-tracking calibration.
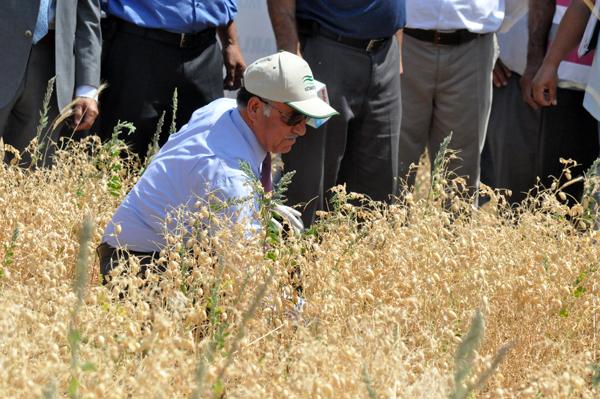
[0,32,61,166]
[97,242,159,284]
[537,88,600,203]
[98,18,223,159]
[480,72,541,204]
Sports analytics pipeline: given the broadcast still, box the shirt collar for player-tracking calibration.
[230,107,267,168]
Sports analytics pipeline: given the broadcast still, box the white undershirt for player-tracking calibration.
[405,0,506,34]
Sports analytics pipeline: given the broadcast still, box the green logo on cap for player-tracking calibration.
[303,75,315,92]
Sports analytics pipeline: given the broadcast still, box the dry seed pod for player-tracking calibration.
[558,191,567,201]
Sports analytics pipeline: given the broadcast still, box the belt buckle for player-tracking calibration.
[366,39,377,52]
[434,31,442,45]
[179,33,187,48]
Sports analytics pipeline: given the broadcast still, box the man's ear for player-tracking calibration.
[246,97,262,123]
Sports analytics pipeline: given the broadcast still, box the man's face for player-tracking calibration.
[253,99,307,154]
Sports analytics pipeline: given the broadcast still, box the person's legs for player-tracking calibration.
[398,35,436,190]
[100,31,180,157]
[481,72,541,204]
[338,37,401,202]
[283,35,369,226]
[537,88,600,203]
[97,242,159,286]
[3,32,59,166]
[428,34,495,198]
[2,33,59,166]
[100,28,221,159]
[176,41,223,139]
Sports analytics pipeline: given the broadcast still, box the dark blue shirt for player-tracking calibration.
[296,0,405,40]
[105,0,237,33]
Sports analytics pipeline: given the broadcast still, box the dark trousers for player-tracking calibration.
[98,18,223,159]
[537,88,599,203]
[0,32,60,166]
[481,72,541,204]
[283,33,401,226]
[97,242,159,284]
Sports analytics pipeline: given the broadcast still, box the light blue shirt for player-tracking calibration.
[103,98,267,252]
[105,0,237,33]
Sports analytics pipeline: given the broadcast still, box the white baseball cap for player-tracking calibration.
[243,51,339,119]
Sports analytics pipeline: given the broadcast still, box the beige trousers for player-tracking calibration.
[398,33,495,194]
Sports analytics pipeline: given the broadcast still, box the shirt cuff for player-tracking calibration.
[75,85,98,101]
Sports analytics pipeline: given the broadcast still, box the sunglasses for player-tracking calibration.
[259,98,307,126]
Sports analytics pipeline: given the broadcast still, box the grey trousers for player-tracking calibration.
[0,33,60,165]
[399,33,495,195]
[282,34,401,226]
[480,72,541,204]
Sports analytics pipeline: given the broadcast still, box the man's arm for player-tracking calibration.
[521,0,555,109]
[396,29,403,74]
[531,0,592,106]
[217,21,246,90]
[267,0,301,55]
[73,0,102,130]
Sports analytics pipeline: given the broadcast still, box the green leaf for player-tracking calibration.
[264,250,277,262]
[574,271,589,287]
[67,376,78,398]
[559,308,569,318]
[81,362,96,372]
[362,365,377,399]
[212,377,225,398]
[573,286,586,298]
[68,329,82,346]
[590,364,600,387]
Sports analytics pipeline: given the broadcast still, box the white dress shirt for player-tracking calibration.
[406,0,506,33]
[497,13,528,75]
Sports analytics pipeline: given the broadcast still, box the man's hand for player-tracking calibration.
[531,61,559,107]
[222,43,246,90]
[71,97,99,131]
[493,59,512,88]
[272,204,304,235]
[217,21,246,90]
[520,63,542,109]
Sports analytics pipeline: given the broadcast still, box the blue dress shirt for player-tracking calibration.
[105,0,237,33]
[296,0,406,40]
[103,98,267,252]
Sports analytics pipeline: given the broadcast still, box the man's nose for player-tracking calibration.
[293,119,307,136]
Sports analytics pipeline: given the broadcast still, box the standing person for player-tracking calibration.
[98,52,337,279]
[399,0,501,199]
[267,0,405,226]
[99,0,246,160]
[525,0,598,204]
[480,14,542,205]
[0,0,102,165]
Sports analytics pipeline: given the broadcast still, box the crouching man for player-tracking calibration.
[97,51,338,282]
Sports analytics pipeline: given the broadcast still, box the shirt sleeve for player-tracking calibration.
[200,163,262,234]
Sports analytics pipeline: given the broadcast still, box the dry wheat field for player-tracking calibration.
[0,136,598,399]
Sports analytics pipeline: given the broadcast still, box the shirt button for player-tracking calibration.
[25,30,33,38]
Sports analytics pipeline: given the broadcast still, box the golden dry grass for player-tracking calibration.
[0,138,598,398]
